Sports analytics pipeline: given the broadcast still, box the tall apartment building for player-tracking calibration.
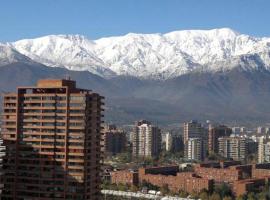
[1,79,104,200]
[132,120,161,158]
[258,137,270,163]
[187,138,204,161]
[183,120,207,160]
[165,132,173,152]
[165,132,183,153]
[102,124,126,156]
[183,120,207,144]
[208,125,232,154]
[218,137,247,161]
[0,138,5,195]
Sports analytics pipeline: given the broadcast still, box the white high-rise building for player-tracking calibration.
[0,138,5,195]
[165,132,173,152]
[187,138,204,161]
[218,136,247,161]
[258,136,270,163]
[132,120,161,158]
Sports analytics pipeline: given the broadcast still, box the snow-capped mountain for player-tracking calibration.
[0,43,33,66]
[8,28,270,79]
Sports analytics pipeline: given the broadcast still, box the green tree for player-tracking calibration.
[223,196,233,200]
[117,183,128,191]
[160,184,170,195]
[256,191,270,200]
[179,190,189,198]
[209,192,221,200]
[190,191,199,199]
[236,194,247,200]
[130,185,139,192]
[214,183,232,199]
[247,192,256,200]
[199,191,209,200]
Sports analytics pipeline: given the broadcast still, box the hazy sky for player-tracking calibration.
[1,0,269,41]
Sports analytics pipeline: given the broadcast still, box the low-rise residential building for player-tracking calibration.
[194,161,252,184]
[138,166,213,194]
[110,162,270,197]
[111,170,139,186]
[233,177,270,197]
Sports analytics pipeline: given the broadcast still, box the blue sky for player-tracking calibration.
[0,0,269,41]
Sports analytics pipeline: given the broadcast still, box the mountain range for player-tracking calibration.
[1,28,270,125]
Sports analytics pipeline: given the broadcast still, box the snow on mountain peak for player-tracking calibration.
[9,28,270,79]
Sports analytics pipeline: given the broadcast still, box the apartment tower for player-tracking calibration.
[258,136,270,163]
[218,137,247,161]
[183,120,207,160]
[102,124,126,156]
[187,138,204,161]
[1,79,104,200]
[132,120,161,158]
[208,125,232,154]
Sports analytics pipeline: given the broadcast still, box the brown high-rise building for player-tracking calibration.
[208,125,232,154]
[1,79,104,200]
[183,120,207,145]
[102,124,126,156]
[183,120,207,160]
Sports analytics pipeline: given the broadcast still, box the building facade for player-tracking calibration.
[0,138,5,195]
[258,137,270,163]
[183,120,207,145]
[165,132,173,152]
[102,124,126,156]
[187,138,204,161]
[132,120,161,158]
[1,79,104,200]
[183,120,207,160]
[218,137,247,161]
[208,125,232,154]
[111,170,139,186]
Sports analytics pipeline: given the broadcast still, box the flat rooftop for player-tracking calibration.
[37,79,76,88]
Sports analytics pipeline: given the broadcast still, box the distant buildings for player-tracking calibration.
[0,138,5,195]
[187,138,204,161]
[257,126,269,135]
[1,79,103,199]
[183,120,207,161]
[232,127,241,135]
[218,136,247,161]
[258,136,270,163]
[208,125,232,154]
[132,120,161,158]
[165,132,173,152]
[102,124,126,156]
[183,120,207,144]
[165,132,183,153]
